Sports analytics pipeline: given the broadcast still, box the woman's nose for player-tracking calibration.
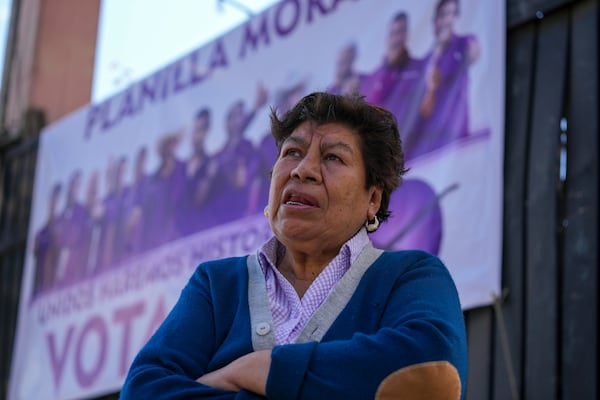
[291,154,322,183]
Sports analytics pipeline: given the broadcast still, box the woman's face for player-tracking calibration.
[68,174,81,204]
[226,102,245,139]
[435,1,457,44]
[386,17,408,65]
[267,121,382,255]
[335,45,356,81]
[193,115,210,151]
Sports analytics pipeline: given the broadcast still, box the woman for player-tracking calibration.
[121,92,467,399]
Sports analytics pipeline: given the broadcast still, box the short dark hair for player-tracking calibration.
[195,108,210,120]
[51,182,62,197]
[270,92,408,223]
[392,11,408,24]
[436,0,459,17]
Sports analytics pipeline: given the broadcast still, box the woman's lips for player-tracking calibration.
[283,189,319,207]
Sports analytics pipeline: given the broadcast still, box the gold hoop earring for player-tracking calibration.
[365,216,380,232]
[264,206,269,217]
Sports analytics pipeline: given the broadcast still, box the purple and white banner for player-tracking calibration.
[10,1,505,398]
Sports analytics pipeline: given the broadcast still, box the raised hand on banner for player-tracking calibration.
[420,50,442,118]
[253,81,269,113]
[466,36,481,65]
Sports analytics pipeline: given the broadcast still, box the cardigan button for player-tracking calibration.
[256,322,271,336]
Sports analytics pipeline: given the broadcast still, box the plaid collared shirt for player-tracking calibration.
[257,229,369,344]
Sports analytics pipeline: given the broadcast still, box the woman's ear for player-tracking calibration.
[367,186,383,219]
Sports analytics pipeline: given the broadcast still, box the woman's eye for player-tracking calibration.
[324,154,341,162]
[284,148,301,157]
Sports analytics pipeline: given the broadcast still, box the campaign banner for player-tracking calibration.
[10,0,505,398]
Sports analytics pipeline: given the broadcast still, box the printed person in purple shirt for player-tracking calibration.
[32,183,62,297]
[81,171,103,277]
[121,147,152,257]
[54,171,88,288]
[92,159,114,272]
[404,0,480,160]
[327,42,365,96]
[145,131,187,248]
[361,12,425,150]
[209,84,268,224]
[99,157,130,269]
[177,108,219,235]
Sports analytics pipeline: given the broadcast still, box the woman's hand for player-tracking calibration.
[197,350,272,395]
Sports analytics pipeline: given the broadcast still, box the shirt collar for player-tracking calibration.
[257,228,371,275]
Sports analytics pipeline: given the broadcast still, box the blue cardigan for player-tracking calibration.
[121,249,467,399]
